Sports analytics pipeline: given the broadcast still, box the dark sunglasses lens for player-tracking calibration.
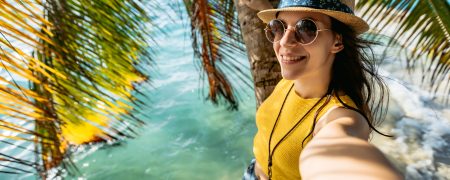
[295,19,318,44]
[266,20,285,42]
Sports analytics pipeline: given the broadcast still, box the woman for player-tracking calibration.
[242,0,404,179]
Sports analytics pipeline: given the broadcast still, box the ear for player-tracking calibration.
[330,33,344,54]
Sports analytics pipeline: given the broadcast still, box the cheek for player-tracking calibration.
[305,42,332,61]
[308,49,326,64]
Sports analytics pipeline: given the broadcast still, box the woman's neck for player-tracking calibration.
[293,73,331,99]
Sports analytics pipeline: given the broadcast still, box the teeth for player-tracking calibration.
[282,55,305,61]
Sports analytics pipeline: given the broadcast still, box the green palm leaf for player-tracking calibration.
[183,0,253,110]
[1,0,152,178]
[357,0,450,103]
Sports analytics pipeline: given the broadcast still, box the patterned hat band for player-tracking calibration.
[257,0,369,34]
[278,0,354,14]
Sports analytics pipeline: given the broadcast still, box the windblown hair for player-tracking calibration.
[301,17,392,147]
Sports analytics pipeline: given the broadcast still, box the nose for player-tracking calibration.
[279,26,298,47]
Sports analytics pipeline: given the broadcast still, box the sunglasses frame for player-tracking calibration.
[264,18,331,45]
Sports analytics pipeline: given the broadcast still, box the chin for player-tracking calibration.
[281,70,301,80]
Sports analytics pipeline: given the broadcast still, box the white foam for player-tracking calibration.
[373,63,450,179]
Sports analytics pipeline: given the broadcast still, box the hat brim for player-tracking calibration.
[257,7,369,34]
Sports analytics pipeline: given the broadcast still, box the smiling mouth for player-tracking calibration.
[281,55,307,63]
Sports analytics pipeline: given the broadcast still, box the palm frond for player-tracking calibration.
[183,0,252,110]
[1,0,153,178]
[357,0,450,103]
[1,0,53,176]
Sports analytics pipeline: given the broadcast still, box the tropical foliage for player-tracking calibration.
[183,0,252,110]
[0,0,152,178]
[356,0,450,102]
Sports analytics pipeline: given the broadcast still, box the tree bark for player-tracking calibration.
[234,0,281,108]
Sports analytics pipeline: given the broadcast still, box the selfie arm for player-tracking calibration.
[299,109,403,180]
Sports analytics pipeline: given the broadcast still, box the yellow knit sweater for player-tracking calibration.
[253,79,357,179]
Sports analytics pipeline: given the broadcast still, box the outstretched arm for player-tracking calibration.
[299,108,403,180]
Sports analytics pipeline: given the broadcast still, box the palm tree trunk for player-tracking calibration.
[234,0,281,108]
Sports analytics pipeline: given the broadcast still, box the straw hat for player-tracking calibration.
[257,0,369,34]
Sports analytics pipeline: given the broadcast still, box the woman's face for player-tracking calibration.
[273,11,342,80]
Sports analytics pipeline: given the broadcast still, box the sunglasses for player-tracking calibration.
[264,18,331,45]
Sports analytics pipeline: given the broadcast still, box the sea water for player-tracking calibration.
[1,0,449,179]
[62,2,257,179]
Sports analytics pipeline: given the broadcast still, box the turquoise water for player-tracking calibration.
[67,2,257,179]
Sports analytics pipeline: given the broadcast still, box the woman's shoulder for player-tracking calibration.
[258,78,293,110]
[313,93,368,138]
[314,102,370,140]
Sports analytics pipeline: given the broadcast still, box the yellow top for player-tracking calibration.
[252,78,358,179]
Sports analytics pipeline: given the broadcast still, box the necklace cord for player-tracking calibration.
[267,83,330,179]
[301,93,333,147]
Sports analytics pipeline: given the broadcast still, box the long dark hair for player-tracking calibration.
[301,17,393,147]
